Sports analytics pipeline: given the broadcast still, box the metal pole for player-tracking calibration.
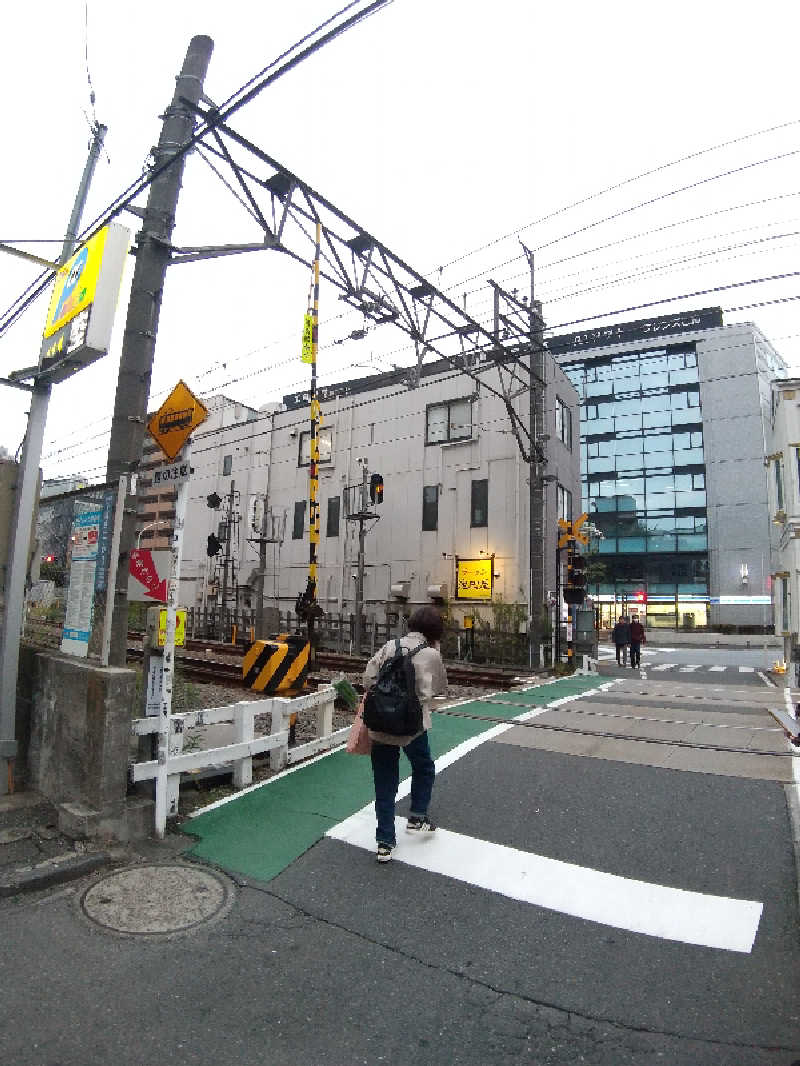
[221,480,234,639]
[255,503,268,638]
[0,121,107,794]
[154,443,191,837]
[307,222,321,658]
[106,36,214,666]
[528,286,546,668]
[354,465,368,654]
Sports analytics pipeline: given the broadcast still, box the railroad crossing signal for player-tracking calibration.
[564,545,586,605]
[558,512,589,549]
[147,380,208,461]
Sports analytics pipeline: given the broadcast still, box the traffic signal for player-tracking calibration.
[564,546,586,605]
[43,554,55,564]
[369,473,384,505]
[206,492,222,509]
[633,589,647,604]
[207,533,222,557]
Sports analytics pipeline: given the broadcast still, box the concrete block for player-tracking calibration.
[58,802,102,838]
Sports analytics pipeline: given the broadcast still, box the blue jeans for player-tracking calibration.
[370,732,436,847]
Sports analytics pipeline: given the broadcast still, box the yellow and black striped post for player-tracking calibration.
[296,222,323,654]
[242,635,311,695]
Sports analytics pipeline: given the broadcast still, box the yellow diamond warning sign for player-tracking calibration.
[147,380,208,461]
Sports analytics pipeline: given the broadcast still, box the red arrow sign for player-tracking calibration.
[129,549,168,601]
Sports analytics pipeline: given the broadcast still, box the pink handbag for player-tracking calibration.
[346,696,372,755]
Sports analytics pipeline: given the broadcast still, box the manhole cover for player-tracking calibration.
[81,864,233,936]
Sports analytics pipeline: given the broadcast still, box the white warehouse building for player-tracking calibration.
[136,355,581,634]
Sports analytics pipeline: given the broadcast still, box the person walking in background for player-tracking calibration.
[612,614,632,666]
[629,615,646,668]
[363,606,448,864]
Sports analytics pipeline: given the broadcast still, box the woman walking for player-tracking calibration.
[363,606,448,863]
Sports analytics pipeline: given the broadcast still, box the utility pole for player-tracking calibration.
[528,288,546,669]
[354,464,369,654]
[220,480,235,634]
[0,121,107,794]
[106,35,214,666]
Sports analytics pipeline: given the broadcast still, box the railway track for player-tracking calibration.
[34,624,537,691]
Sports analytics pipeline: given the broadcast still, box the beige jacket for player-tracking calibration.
[363,631,448,746]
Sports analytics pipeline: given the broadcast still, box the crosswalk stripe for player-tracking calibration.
[708,665,726,672]
[652,664,675,671]
[679,665,701,672]
[328,811,762,953]
[738,666,755,673]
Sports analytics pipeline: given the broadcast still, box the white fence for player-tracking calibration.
[130,685,348,826]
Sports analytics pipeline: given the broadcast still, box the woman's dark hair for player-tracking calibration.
[408,606,444,643]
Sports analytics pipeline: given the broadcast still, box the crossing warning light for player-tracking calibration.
[564,547,587,605]
[369,473,384,505]
[207,533,222,557]
[633,589,647,604]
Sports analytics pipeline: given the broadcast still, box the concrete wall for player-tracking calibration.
[24,651,139,838]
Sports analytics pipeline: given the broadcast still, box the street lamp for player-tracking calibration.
[136,520,162,548]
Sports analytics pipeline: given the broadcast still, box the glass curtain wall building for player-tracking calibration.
[562,344,708,628]
[550,307,786,631]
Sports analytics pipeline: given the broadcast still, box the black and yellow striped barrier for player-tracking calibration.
[242,635,310,695]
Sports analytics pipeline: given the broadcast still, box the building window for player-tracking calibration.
[557,484,573,523]
[426,399,472,445]
[222,454,233,476]
[298,426,333,467]
[292,500,306,539]
[422,485,439,531]
[326,496,340,537]
[470,479,488,527]
[775,457,785,511]
[556,396,572,450]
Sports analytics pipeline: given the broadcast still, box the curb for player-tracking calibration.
[0,851,114,898]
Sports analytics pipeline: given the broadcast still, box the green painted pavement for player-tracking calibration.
[182,674,606,882]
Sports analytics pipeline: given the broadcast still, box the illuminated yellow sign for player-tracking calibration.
[43,227,108,339]
[158,608,186,647]
[456,557,493,600]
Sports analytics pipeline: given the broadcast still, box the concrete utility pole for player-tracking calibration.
[220,480,235,632]
[106,35,214,666]
[528,292,546,669]
[0,122,107,794]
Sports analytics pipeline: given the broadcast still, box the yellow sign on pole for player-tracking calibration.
[300,313,314,364]
[455,557,493,600]
[147,380,209,461]
[158,608,186,647]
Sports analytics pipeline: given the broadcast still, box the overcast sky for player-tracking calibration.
[2,0,798,480]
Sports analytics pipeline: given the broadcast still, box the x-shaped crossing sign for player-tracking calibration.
[558,511,589,549]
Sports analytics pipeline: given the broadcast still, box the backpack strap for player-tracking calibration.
[406,639,428,659]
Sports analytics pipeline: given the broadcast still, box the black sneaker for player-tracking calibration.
[376,843,394,863]
[406,815,436,833]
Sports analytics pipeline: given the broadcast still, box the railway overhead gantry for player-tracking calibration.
[159,99,552,664]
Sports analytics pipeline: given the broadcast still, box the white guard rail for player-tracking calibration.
[131,686,348,823]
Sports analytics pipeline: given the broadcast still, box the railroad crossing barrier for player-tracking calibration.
[130,685,345,828]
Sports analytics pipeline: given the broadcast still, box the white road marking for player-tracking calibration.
[759,671,776,687]
[708,665,726,672]
[328,809,762,954]
[738,666,755,673]
[652,663,676,671]
[679,664,701,672]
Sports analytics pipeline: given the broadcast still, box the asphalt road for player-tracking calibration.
[2,673,798,1065]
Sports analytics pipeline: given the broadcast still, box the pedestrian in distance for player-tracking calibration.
[611,614,632,666]
[363,605,448,864]
[629,616,646,668]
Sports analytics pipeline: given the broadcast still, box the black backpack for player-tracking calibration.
[362,639,428,736]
